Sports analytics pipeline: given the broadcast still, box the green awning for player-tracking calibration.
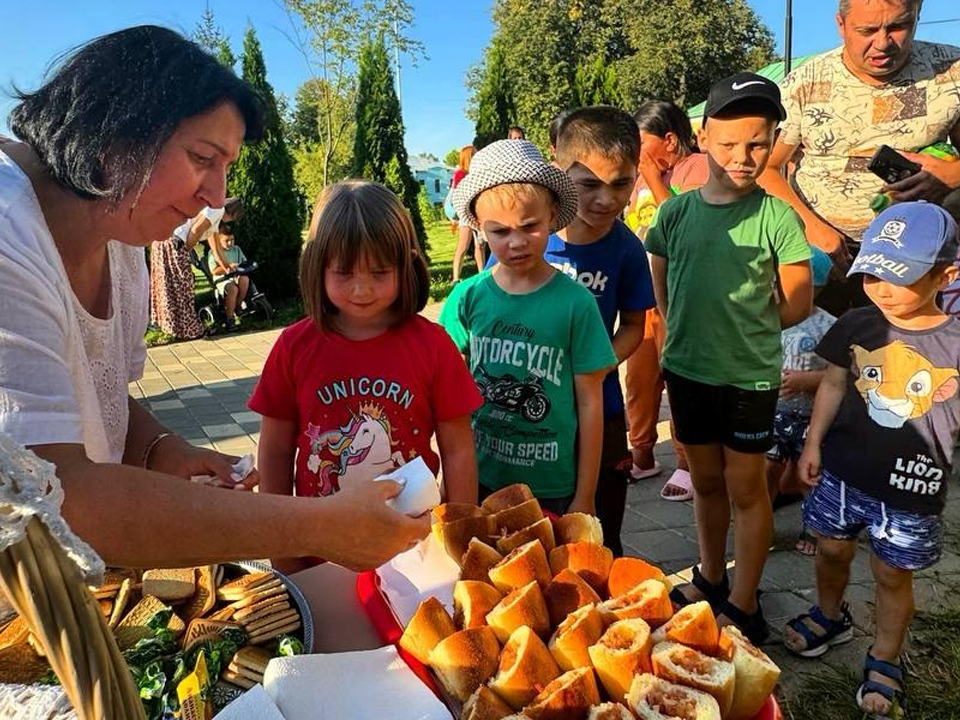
[686,53,819,120]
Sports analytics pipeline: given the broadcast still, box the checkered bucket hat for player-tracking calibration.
[451,140,579,231]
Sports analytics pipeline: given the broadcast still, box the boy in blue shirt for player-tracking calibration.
[550,106,656,555]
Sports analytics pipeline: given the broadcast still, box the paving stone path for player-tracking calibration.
[133,306,960,700]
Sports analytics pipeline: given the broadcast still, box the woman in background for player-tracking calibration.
[450,144,485,282]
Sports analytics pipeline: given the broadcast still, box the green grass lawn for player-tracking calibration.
[145,220,474,346]
[425,220,482,302]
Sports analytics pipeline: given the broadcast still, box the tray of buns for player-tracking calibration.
[0,561,313,718]
[376,484,782,720]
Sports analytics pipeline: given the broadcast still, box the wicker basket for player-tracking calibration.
[0,517,145,719]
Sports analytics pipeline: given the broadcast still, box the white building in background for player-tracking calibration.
[409,155,454,204]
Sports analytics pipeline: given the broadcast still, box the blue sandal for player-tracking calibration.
[784,602,854,658]
[856,652,907,719]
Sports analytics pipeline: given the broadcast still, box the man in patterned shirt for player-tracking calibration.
[760,0,960,313]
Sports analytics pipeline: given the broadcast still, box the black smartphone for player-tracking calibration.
[868,145,922,184]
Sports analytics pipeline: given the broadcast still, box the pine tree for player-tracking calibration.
[573,55,622,107]
[352,35,429,258]
[216,38,237,71]
[473,40,515,149]
[226,28,304,301]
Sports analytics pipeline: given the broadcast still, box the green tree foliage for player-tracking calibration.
[192,6,236,70]
[443,148,460,166]
[288,79,355,206]
[227,28,305,302]
[472,0,776,147]
[282,0,423,186]
[609,0,776,109]
[473,40,515,149]
[352,35,429,258]
[573,54,622,107]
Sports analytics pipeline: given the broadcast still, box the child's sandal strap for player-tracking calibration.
[859,680,898,703]
[864,653,904,683]
[787,614,826,646]
[691,566,729,602]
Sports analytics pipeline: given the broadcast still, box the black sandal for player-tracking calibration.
[669,565,730,610]
[720,596,769,646]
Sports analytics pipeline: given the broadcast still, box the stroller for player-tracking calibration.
[191,240,274,336]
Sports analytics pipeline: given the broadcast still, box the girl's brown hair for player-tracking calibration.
[300,180,429,331]
[458,145,475,173]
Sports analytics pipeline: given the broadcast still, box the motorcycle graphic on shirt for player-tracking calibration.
[476,367,551,423]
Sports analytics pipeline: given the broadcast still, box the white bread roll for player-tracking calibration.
[486,581,550,643]
[497,517,556,555]
[453,580,503,629]
[588,703,634,720]
[544,568,602,627]
[607,556,670,598]
[522,667,601,720]
[481,484,535,514]
[492,499,544,534]
[399,596,456,665]
[718,626,781,720]
[653,601,719,655]
[433,502,486,524]
[460,538,505,582]
[461,685,515,720]
[439,514,497,566]
[432,503,485,542]
[548,603,604,672]
[651,641,735,717]
[428,626,500,702]
[627,673,722,720]
[598,579,673,628]
[588,618,653,703]
[488,540,552,593]
[489,626,561,710]
[554,513,604,545]
[548,542,614,595]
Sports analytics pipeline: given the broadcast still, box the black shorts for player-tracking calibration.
[664,369,778,454]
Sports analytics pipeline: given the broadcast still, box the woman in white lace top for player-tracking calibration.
[0,26,428,570]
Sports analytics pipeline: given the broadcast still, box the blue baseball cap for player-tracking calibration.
[848,201,960,286]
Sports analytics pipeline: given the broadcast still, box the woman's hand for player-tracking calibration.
[149,435,260,490]
[320,478,431,571]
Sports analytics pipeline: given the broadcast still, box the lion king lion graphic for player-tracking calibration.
[852,341,959,429]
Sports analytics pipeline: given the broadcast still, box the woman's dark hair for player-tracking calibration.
[9,25,264,204]
[633,100,697,155]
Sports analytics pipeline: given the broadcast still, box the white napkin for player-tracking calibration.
[375,457,440,517]
[214,684,285,720]
[262,647,452,720]
[230,453,256,483]
[190,453,256,487]
[377,533,460,626]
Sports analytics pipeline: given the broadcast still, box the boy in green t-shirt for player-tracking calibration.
[442,140,616,515]
[645,73,813,643]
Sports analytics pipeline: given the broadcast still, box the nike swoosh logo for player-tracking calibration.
[732,80,766,90]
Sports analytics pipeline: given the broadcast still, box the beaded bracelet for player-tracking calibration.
[142,432,174,470]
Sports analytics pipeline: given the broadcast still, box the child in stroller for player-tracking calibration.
[192,219,274,334]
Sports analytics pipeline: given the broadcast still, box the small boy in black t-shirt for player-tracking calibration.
[784,202,960,719]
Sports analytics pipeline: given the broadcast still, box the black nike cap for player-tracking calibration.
[704,72,787,122]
